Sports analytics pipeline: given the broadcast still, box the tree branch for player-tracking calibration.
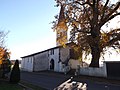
[77,29,90,33]
[100,12,120,27]
[93,0,96,6]
[103,2,120,22]
[107,12,120,22]
[108,35,120,46]
[106,28,120,47]
[104,0,109,9]
[101,0,110,20]
[83,5,92,25]
[74,1,93,7]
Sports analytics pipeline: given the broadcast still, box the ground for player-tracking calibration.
[20,71,120,90]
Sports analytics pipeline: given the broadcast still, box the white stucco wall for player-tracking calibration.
[80,63,107,77]
[21,56,34,72]
[33,51,49,71]
[48,46,71,73]
[21,45,71,73]
[49,48,61,72]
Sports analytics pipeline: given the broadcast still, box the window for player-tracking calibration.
[50,49,54,55]
[52,49,54,55]
[50,50,52,55]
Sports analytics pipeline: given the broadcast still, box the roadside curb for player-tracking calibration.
[18,82,33,90]
[22,71,71,79]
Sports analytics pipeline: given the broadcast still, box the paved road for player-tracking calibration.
[20,71,120,90]
[21,71,70,90]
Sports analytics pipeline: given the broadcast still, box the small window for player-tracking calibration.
[52,49,54,55]
[50,49,54,55]
[50,50,52,55]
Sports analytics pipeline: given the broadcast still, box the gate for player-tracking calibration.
[106,61,120,78]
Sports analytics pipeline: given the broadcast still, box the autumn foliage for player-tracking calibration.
[0,47,11,77]
[0,48,10,63]
[53,0,120,67]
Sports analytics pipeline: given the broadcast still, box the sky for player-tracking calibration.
[0,0,59,60]
[0,0,119,61]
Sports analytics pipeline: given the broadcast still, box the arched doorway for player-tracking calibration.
[50,59,54,70]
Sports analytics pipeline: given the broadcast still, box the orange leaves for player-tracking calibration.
[0,60,2,64]
[101,33,109,43]
[55,4,68,46]
[0,48,5,60]
[0,48,5,65]
[72,21,79,28]
[0,47,10,64]
[56,21,68,31]
[56,31,67,46]
[100,28,120,50]
[100,32,109,49]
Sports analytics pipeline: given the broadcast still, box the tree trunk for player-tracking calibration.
[89,28,101,68]
[89,46,100,67]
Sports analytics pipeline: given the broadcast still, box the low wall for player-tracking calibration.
[80,63,107,77]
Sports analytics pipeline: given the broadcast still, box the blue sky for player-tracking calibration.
[0,0,59,59]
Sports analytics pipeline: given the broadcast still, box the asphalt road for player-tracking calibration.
[20,71,120,90]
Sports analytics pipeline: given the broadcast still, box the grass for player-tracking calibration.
[20,81,47,90]
[0,80,24,90]
[0,80,47,90]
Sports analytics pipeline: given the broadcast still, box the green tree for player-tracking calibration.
[9,60,20,84]
[53,0,120,67]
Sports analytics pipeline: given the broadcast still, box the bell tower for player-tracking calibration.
[56,4,68,46]
[56,29,68,46]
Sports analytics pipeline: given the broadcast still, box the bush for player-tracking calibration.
[1,59,11,78]
[9,60,20,84]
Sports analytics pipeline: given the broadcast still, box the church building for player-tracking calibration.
[21,5,82,73]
